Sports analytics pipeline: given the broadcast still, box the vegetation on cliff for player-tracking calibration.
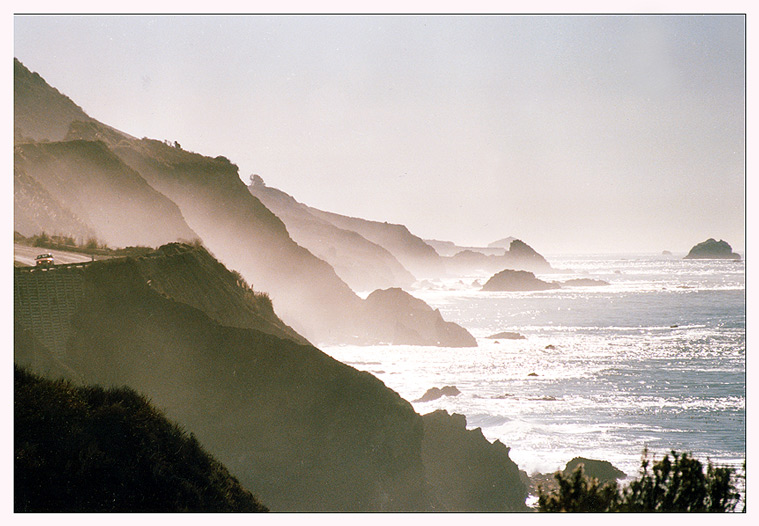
[15,366,267,512]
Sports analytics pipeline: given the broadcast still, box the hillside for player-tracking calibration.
[15,366,267,512]
[13,58,95,142]
[14,139,199,248]
[14,166,95,240]
[14,244,525,511]
[248,175,416,292]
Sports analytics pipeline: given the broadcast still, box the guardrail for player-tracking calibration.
[15,261,94,273]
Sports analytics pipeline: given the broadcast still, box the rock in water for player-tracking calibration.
[414,386,461,402]
[486,331,526,340]
[684,238,741,260]
[564,457,627,483]
[561,278,609,287]
[482,269,560,292]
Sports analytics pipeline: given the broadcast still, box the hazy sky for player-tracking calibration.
[13,14,745,254]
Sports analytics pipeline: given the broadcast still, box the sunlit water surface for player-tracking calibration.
[323,254,745,491]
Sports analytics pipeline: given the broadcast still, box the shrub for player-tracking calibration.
[537,449,741,513]
[14,366,267,512]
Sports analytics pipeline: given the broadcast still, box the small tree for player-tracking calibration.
[32,232,50,247]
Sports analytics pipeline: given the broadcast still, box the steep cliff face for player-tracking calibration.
[422,410,529,511]
[362,288,477,347]
[248,177,416,292]
[14,140,198,248]
[123,242,308,345]
[308,207,446,279]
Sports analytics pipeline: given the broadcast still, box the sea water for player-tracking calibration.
[322,254,746,495]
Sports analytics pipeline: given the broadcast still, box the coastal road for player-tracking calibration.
[14,244,99,267]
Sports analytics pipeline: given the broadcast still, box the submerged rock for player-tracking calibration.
[684,238,741,260]
[561,278,610,287]
[481,269,560,292]
[486,331,526,340]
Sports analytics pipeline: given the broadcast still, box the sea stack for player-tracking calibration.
[684,239,741,260]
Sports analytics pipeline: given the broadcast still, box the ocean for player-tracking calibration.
[322,253,746,499]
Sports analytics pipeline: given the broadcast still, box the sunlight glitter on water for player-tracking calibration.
[323,255,745,480]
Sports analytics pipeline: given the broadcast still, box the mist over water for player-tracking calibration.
[323,254,745,482]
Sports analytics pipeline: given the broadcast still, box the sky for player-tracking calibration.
[12,12,746,255]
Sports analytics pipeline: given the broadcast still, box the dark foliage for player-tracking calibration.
[537,449,741,512]
[14,366,267,512]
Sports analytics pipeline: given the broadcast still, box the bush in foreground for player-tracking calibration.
[14,366,267,512]
[537,448,741,512]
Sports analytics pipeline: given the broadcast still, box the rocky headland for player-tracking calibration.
[362,288,477,347]
[444,239,554,275]
[421,410,528,511]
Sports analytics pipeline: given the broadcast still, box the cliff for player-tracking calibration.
[15,366,267,512]
[14,58,475,347]
[14,166,95,240]
[362,288,477,347]
[14,58,95,142]
[445,239,553,275]
[248,176,416,292]
[422,410,528,511]
[307,206,446,279]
